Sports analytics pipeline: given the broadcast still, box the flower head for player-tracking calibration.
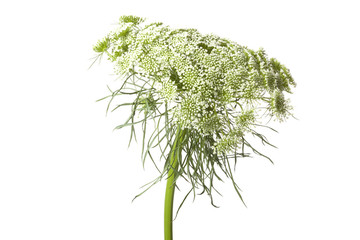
[93,15,296,206]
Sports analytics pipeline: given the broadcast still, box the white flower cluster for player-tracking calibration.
[93,16,296,154]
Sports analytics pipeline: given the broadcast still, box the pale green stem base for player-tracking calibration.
[164,127,184,240]
[164,157,179,240]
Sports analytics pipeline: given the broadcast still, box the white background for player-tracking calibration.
[1,0,359,239]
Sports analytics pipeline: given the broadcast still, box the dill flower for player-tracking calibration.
[93,14,296,213]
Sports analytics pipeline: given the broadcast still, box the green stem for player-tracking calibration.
[164,127,184,240]
[164,154,179,240]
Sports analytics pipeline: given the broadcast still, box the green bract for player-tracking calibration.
[93,15,296,208]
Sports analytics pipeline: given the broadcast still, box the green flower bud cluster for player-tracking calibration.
[93,15,296,207]
[94,15,295,154]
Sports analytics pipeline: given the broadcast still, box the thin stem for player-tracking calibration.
[164,154,179,240]
[164,126,184,240]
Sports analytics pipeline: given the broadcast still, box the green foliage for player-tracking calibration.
[92,15,296,209]
[93,37,109,53]
[119,15,145,25]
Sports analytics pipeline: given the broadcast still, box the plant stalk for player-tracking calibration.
[164,154,179,240]
[164,127,184,240]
